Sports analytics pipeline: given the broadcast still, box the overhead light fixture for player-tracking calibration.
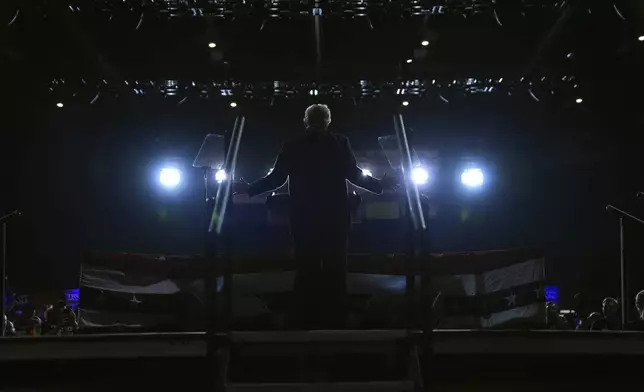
[421,40,429,46]
[56,102,64,108]
[208,42,217,48]
[230,102,238,108]
[575,98,583,104]
[402,101,409,107]
[406,59,413,64]
[637,36,644,42]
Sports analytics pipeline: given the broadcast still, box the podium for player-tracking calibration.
[265,192,363,226]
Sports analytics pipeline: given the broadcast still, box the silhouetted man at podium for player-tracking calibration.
[234,104,395,328]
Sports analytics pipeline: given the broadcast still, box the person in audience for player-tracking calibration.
[45,300,78,335]
[3,314,16,336]
[572,292,589,326]
[25,307,43,336]
[590,297,620,330]
[584,312,603,330]
[546,302,570,330]
[626,290,644,331]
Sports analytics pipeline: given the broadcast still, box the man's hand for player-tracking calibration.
[379,172,399,192]
[232,180,250,195]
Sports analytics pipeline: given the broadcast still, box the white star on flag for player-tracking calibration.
[505,292,517,307]
[130,294,142,306]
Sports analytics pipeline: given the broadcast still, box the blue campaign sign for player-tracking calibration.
[545,286,559,304]
[65,288,80,303]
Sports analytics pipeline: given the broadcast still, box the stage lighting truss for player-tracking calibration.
[27,0,563,21]
[48,75,581,106]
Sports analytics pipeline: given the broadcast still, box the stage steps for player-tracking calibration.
[219,330,426,392]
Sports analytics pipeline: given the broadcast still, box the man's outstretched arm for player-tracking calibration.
[247,143,291,197]
[342,137,384,194]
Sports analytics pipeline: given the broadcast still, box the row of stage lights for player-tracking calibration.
[157,166,484,191]
[55,98,578,109]
[10,0,566,21]
[47,37,594,108]
[48,45,589,108]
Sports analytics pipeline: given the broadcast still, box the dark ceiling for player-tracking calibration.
[3,0,641,80]
[1,0,642,119]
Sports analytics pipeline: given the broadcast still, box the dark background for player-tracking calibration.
[2,0,644,310]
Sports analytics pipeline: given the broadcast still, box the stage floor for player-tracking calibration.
[2,329,644,360]
[2,330,644,391]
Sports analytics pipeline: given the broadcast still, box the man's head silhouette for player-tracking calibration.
[304,104,331,129]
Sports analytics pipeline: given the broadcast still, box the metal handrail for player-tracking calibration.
[210,116,246,234]
[205,116,245,392]
[392,114,426,231]
[392,113,432,390]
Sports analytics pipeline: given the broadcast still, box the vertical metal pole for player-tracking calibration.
[1,222,6,337]
[620,217,626,330]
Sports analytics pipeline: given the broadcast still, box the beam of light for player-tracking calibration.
[366,15,374,30]
[421,40,429,46]
[411,167,429,185]
[528,89,540,102]
[361,169,372,177]
[461,168,484,188]
[7,9,19,27]
[56,102,64,108]
[159,168,181,188]
[314,10,322,68]
[575,98,583,104]
[215,169,227,183]
[612,3,626,20]
[135,12,144,30]
[493,8,503,27]
[208,42,217,48]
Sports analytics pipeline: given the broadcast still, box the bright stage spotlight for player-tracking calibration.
[56,102,64,108]
[159,167,181,188]
[575,98,583,104]
[402,101,409,107]
[230,102,238,108]
[406,59,413,64]
[215,169,227,183]
[461,168,484,188]
[361,169,373,177]
[411,167,429,185]
[638,36,644,42]
[208,42,217,48]
[421,40,429,46]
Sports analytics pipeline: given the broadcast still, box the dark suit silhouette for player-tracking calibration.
[248,128,383,328]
